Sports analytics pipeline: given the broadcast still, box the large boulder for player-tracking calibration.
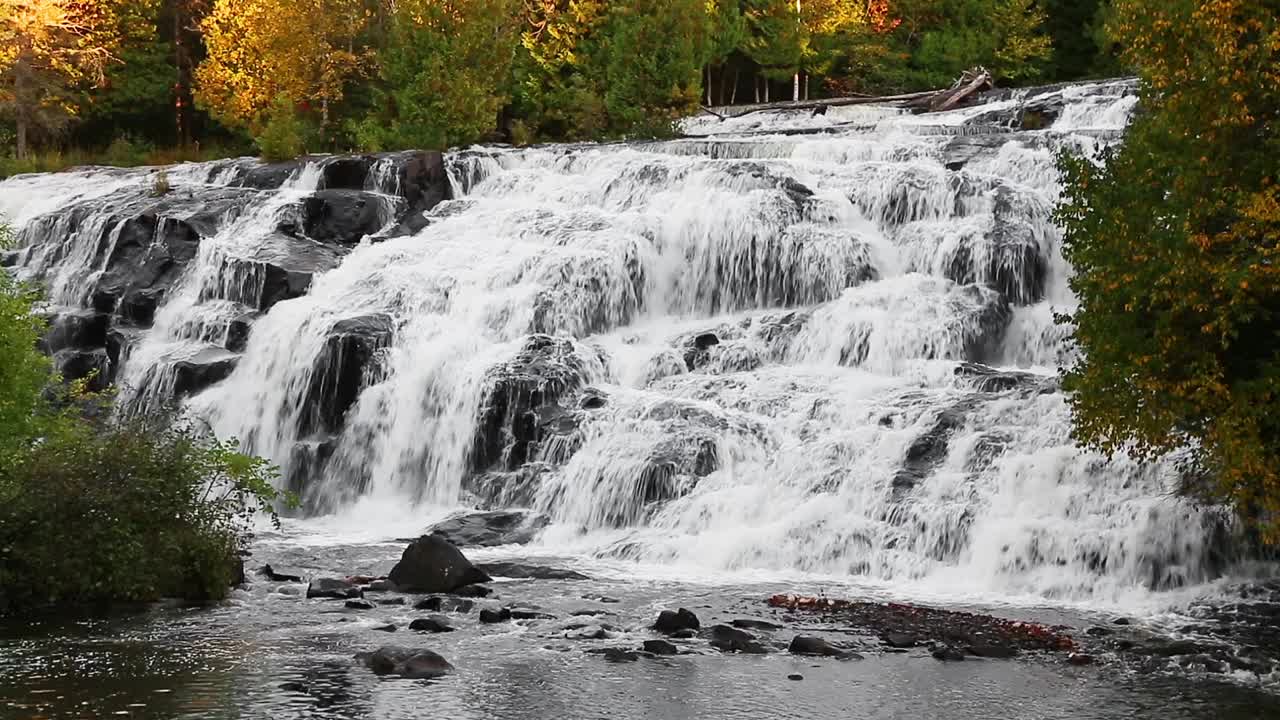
[307,577,362,600]
[654,608,700,635]
[387,535,491,593]
[706,624,768,654]
[427,510,549,548]
[356,646,453,679]
[204,234,345,312]
[41,310,109,354]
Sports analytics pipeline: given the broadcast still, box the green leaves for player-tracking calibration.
[1059,0,1280,541]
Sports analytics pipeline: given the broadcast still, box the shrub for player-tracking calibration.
[0,417,285,614]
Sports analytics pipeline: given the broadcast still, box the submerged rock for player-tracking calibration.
[414,597,475,613]
[387,535,491,594]
[789,636,859,659]
[643,639,680,656]
[706,625,768,654]
[307,578,362,600]
[356,646,453,679]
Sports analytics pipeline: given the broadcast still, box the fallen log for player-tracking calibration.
[706,67,994,122]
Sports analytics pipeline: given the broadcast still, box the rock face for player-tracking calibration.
[296,314,393,437]
[427,510,549,548]
[387,535,491,593]
[356,646,453,679]
[10,152,449,429]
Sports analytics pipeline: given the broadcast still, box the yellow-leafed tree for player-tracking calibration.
[0,0,135,158]
[194,0,373,137]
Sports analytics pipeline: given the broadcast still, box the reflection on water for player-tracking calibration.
[2,540,1278,720]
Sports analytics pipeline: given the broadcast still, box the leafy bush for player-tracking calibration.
[0,417,284,614]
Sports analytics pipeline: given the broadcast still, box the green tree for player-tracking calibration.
[600,0,706,136]
[355,0,521,151]
[1057,0,1280,540]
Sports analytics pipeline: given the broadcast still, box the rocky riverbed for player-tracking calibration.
[3,517,1278,720]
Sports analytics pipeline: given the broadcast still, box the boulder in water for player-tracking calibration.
[414,596,474,613]
[643,639,679,655]
[479,607,512,624]
[387,535,490,593]
[409,616,455,633]
[789,635,861,659]
[427,510,549,548]
[356,646,453,679]
[654,608,700,635]
[41,310,110,354]
[307,578,361,600]
[706,624,768,654]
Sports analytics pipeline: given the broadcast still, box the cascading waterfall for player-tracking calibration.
[1,78,1239,606]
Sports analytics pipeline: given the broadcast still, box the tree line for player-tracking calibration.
[1,0,1118,164]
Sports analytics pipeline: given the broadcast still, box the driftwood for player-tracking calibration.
[703,67,994,121]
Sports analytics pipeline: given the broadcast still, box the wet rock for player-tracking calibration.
[372,624,397,632]
[427,510,550,548]
[476,562,588,581]
[356,646,453,679]
[307,578,362,600]
[967,644,1019,659]
[788,673,804,681]
[566,625,610,640]
[92,211,207,325]
[414,597,474,613]
[789,636,858,659]
[52,349,111,391]
[376,598,405,606]
[1112,618,1132,626]
[41,310,110,354]
[932,646,966,662]
[472,334,597,473]
[1085,626,1112,637]
[259,564,304,583]
[224,310,257,352]
[706,625,768,654]
[345,599,375,610]
[366,579,396,592]
[669,629,698,640]
[171,346,240,397]
[732,619,782,631]
[397,151,450,215]
[881,633,919,649]
[386,535,491,594]
[297,190,389,246]
[1067,653,1095,666]
[588,647,640,663]
[409,616,455,633]
[479,608,512,624]
[654,608,700,635]
[452,584,492,598]
[954,362,1056,395]
[297,314,393,436]
[643,639,679,655]
[285,437,337,495]
[510,609,557,620]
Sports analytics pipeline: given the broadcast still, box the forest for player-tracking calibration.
[0,0,1118,169]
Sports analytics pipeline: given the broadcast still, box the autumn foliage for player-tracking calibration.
[1058,0,1280,541]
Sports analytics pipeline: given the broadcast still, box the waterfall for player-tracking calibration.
[1,79,1237,605]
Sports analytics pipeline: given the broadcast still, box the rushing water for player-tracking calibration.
[3,79,1278,717]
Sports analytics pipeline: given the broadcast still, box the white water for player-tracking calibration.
[3,79,1235,610]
